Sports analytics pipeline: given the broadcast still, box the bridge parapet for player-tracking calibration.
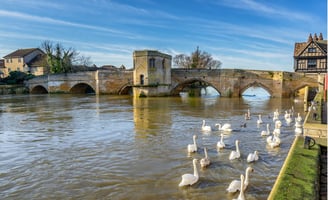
[25,68,319,97]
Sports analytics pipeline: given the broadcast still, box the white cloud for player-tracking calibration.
[0,9,131,36]
[217,0,315,22]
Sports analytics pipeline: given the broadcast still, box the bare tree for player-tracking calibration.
[40,40,92,73]
[173,46,222,69]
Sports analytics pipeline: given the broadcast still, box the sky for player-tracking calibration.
[0,0,326,72]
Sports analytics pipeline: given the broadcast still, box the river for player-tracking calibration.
[0,94,304,199]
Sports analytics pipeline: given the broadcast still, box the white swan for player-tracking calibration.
[187,135,197,153]
[257,114,263,124]
[267,132,280,148]
[233,174,246,200]
[285,115,292,125]
[215,123,232,132]
[295,126,302,136]
[217,133,225,149]
[229,140,240,160]
[247,151,259,163]
[227,166,254,193]
[296,113,302,122]
[202,120,212,132]
[273,127,281,137]
[200,147,210,168]
[273,109,279,121]
[178,159,199,187]
[247,109,251,120]
[275,120,282,128]
[261,123,270,136]
[295,119,302,128]
[273,121,281,136]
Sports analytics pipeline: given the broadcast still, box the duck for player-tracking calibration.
[257,114,263,124]
[200,147,211,168]
[215,123,232,132]
[261,123,270,136]
[233,174,246,200]
[247,151,259,163]
[187,135,198,153]
[178,159,199,187]
[229,140,240,160]
[201,120,212,132]
[227,166,254,193]
[217,133,225,149]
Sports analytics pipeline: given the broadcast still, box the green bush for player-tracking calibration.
[0,71,35,84]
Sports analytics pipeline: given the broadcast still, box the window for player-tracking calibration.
[308,59,317,68]
[140,74,144,85]
[149,58,155,68]
[308,48,316,53]
[6,59,9,63]
[18,58,21,63]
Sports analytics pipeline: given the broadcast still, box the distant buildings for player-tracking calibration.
[294,33,327,73]
[1,48,46,77]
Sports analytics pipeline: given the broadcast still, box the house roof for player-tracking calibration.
[27,54,46,67]
[316,40,327,53]
[294,33,327,57]
[294,40,327,57]
[3,48,44,58]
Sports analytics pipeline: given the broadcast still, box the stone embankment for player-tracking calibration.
[0,84,29,95]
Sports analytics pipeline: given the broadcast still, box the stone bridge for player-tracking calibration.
[26,68,318,98]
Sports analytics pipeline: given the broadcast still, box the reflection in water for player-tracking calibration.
[0,94,305,200]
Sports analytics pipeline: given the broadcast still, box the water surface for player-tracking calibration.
[0,94,304,199]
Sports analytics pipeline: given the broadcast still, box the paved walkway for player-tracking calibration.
[320,146,327,200]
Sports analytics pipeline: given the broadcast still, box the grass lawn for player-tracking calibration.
[269,136,321,200]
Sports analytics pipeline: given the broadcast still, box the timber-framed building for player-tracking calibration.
[294,33,327,73]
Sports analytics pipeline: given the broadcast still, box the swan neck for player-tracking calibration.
[193,160,198,177]
[204,148,208,158]
[245,169,250,184]
[236,142,240,152]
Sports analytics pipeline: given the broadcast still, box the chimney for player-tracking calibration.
[314,33,318,41]
[319,33,323,40]
[308,33,313,42]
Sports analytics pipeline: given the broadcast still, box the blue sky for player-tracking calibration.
[0,0,326,71]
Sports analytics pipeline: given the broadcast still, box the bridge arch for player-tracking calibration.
[70,83,95,94]
[170,78,221,96]
[30,85,48,94]
[118,84,133,95]
[240,81,273,97]
[293,84,315,98]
